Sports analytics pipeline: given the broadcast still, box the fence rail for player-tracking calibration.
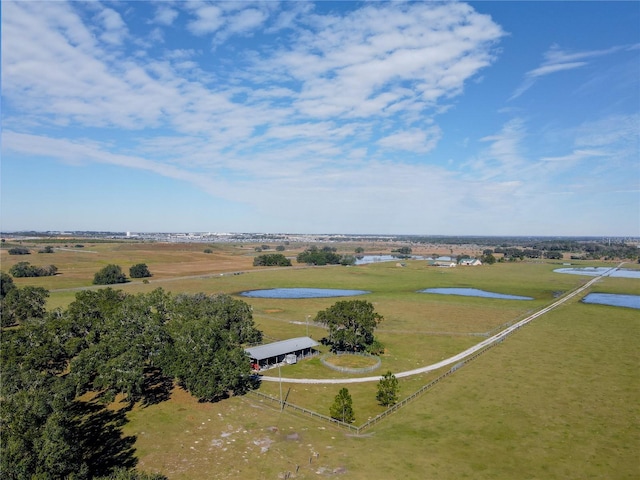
[320,352,382,374]
[248,338,504,435]
[248,390,359,433]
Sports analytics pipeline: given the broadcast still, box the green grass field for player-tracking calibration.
[3,242,638,478]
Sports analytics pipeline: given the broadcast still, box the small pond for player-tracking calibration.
[355,255,427,265]
[581,293,640,309]
[239,288,371,299]
[419,288,533,300]
[554,267,640,279]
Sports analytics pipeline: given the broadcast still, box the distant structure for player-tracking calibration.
[459,258,482,266]
[245,337,319,371]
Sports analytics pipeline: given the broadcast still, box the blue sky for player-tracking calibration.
[2,1,638,236]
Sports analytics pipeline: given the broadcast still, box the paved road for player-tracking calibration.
[260,266,618,384]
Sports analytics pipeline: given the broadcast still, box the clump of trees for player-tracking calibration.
[129,263,152,278]
[329,388,355,423]
[315,300,383,353]
[297,246,356,265]
[38,246,55,254]
[8,247,30,255]
[253,254,292,267]
[297,246,341,265]
[392,246,412,256]
[93,264,127,285]
[1,285,261,477]
[9,261,58,277]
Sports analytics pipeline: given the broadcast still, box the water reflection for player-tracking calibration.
[582,293,640,309]
[554,267,640,279]
[418,288,533,300]
[239,288,370,299]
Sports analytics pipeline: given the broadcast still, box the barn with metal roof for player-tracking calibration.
[245,336,319,370]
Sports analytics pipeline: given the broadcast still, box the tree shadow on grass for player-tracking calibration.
[140,367,174,407]
[70,400,137,478]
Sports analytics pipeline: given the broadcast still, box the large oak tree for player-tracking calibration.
[315,300,383,352]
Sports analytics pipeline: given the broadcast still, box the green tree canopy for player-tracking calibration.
[159,293,261,401]
[329,388,355,423]
[8,247,30,255]
[1,286,49,327]
[480,253,496,264]
[253,253,292,267]
[9,261,58,278]
[93,264,127,285]
[129,263,152,278]
[393,246,412,255]
[0,272,16,299]
[315,300,383,352]
[1,286,257,478]
[296,246,342,265]
[376,371,399,406]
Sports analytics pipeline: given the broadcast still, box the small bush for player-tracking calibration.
[129,263,152,278]
[93,264,127,285]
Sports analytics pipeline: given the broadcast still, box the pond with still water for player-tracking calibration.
[239,288,371,299]
[354,255,427,265]
[581,293,640,309]
[554,267,640,279]
[419,288,533,300]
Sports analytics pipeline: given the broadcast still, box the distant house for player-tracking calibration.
[434,261,457,267]
[459,258,482,266]
[427,256,456,267]
[245,336,319,371]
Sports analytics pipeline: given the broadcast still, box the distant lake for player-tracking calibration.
[582,293,640,309]
[554,267,640,279]
[239,288,370,299]
[355,255,427,265]
[419,288,533,300]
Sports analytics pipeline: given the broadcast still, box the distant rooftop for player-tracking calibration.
[245,337,319,361]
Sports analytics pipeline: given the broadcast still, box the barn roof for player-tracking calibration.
[245,337,319,361]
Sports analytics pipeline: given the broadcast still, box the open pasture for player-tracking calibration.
[4,241,637,478]
[123,295,639,480]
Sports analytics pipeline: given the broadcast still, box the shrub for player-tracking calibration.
[129,263,152,278]
[9,262,58,277]
[93,264,127,285]
[8,247,30,255]
[253,254,292,267]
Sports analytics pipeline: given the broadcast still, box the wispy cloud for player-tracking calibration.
[510,43,633,100]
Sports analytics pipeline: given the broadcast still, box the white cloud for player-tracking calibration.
[271,2,503,120]
[187,4,224,35]
[153,6,179,26]
[511,43,634,100]
[377,127,442,153]
[96,7,128,45]
[471,118,527,179]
